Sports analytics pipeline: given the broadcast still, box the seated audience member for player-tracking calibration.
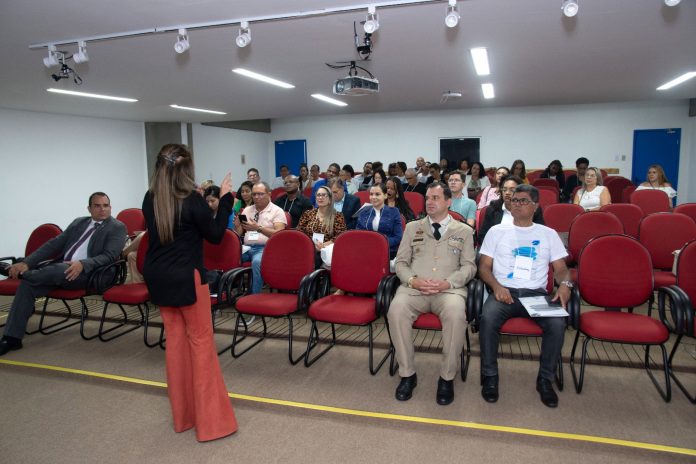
[573,167,610,212]
[447,170,476,227]
[478,184,571,408]
[234,182,287,294]
[371,168,387,187]
[0,192,126,355]
[388,181,476,405]
[307,164,322,190]
[510,159,529,184]
[459,159,470,174]
[403,168,427,196]
[297,185,347,267]
[247,168,261,185]
[311,163,342,206]
[386,177,415,222]
[479,175,544,245]
[197,179,215,196]
[395,162,408,183]
[273,175,312,228]
[205,185,235,229]
[439,158,450,175]
[465,161,490,200]
[636,164,677,201]
[233,181,254,214]
[270,164,290,190]
[356,183,403,258]
[540,159,566,193]
[343,164,361,190]
[413,156,425,172]
[356,161,373,187]
[328,178,360,229]
[562,157,589,203]
[428,163,442,183]
[417,160,431,183]
[478,167,509,209]
[299,163,311,190]
[340,169,358,194]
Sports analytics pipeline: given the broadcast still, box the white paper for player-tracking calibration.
[513,255,533,280]
[519,296,569,318]
[312,232,325,244]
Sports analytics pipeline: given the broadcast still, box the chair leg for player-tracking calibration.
[304,321,336,367]
[142,303,164,348]
[38,298,81,335]
[667,335,696,403]
[368,323,393,375]
[79,297,101,341]
[555,355,564,391]
[569,330,589,394]
[230,313,267,358]
[460,328,471,382]
[287,316,307,365]
[98,302,144,342]
[644,344,672,402]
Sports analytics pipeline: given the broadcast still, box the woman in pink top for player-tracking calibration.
[477,167,510,209]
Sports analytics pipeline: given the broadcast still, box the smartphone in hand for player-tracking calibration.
[239,214,248,223]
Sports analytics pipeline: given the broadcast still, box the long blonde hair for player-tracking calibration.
[149,144,196,244]
[316,185,337,234]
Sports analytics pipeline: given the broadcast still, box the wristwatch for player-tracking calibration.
[257,225,263,233]
[560,280,574,288]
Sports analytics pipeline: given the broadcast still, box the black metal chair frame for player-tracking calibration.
[658,284,695,403]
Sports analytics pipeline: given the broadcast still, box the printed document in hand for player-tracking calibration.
[519,296,569,318]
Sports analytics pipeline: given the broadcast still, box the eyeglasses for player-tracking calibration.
[510,198,535,205]
[315,193,329,198]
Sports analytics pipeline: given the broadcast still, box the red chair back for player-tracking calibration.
[331,231,390,294]
[25,223,62,256]
[449,211,465,222]
[260,230,315,291]
[674,203,696,224]
[116,208,146,237]
[476,206,487,236]
[577,235,653,308]
[270,187,285,201]
[543,203,584,234]
[638,213,696,270]
[631,189,671,215]
[676,240,696,309]
[604,177,634,204]
[563,169,576,179]
[532,178,559,189]
[567,212,624,264]
[302,187,312,198]
[570,185,582,203]
[621,185,637,204]
[136,231,150,273]
[203,230,242,272]
[404,192,425,217]
[600,203,644,239]
[526,170,542,183]
[537,188,559,210]
[355,190,370,205]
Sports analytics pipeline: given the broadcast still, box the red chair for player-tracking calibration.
[532,178,560,189]
[97,232,162,348]
[270,187,285,201]
[404,192,425,218]
[600,203,643,239]
[566,212,623,280]
[230,230,315,364]
[631,189,671,215]
[116,208,146,239]
[302,187,312,198]
[305,230,393,374]
[476,206,487,245]
[526,170,542,183]
[355,190,370,205]
[638,213,696,307]
[537,188,559,210]
[543,204,584,234]
[204,230,244,310]
[563,169,576,180]
[603,177,634,204]
[570,235,671,401]
[621,185,637,204]
[570,185,582,203]
[674,203,696,224]
[448,211,465,222]
[658,239,696,402]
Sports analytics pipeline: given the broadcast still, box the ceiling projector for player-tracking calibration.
[333,76,379,96]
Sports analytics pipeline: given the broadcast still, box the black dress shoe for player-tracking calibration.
[536,378,559,408]
[436,377,454,405]
[481,375,499,403]
[0,336,23,356]
[395,373,417,401]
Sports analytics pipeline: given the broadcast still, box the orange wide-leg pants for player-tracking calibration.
[159,271,238,442]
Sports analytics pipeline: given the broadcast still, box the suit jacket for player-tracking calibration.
[478,199,545,245]
[356,205,403,255]
[394,217,476,297]
[340,193,361,229]
[24,216,126,275]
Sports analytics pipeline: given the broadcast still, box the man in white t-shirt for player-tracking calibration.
[478,184,572,408]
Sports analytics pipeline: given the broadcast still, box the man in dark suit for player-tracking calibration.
[402,169,427,196]
[0,192,126,355]
[328,178,360,229]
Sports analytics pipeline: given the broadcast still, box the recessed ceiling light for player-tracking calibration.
[311,94,348,107]
[170,104,226,115]
[562,0,579,17]
[46,88,137,102]
[469,48,490,76]
[481,83,495,99]
[232,68,295,89]
[664,0,681,6]
[656,72,696,90]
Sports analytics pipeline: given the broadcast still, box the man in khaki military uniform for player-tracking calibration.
[388,181,476,405]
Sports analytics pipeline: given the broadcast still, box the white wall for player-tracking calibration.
[270,100,696,202]
[191,123,269,188]
[0,108,147,257]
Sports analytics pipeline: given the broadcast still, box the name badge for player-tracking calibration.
[312,232,325,244]
[513,255,533,280]
[246,231,260,242]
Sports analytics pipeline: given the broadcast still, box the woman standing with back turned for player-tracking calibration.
[142,144,237,442]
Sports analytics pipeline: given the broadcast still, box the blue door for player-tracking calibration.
[631,129,681,189]
[274,140,307,177]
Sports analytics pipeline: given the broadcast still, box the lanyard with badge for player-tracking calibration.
[247,211,261,241]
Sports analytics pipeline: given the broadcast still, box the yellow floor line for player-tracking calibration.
[1,358,694,457]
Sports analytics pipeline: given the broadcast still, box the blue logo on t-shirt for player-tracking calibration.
[513,246,538,260]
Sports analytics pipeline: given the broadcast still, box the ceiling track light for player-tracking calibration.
[174,28,190,54]
[364,6,380,34]
[236,21,251,48]
[43,44,62,68]
[664,0,681,6]
[445,0,459,28]
[562,0,579,17]
[73,41,89,63]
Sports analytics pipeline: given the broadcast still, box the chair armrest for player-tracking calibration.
[377,274,400,317]
[220,267,252,305]
[466,279,484,333]
[0,256,19,265]
[658,285,689,335]
[568,286,581,329]
[301,268,330,310]
[87,260,126,294]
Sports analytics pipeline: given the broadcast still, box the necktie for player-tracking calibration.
[433,223,441,240]
[64,223,100,261]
